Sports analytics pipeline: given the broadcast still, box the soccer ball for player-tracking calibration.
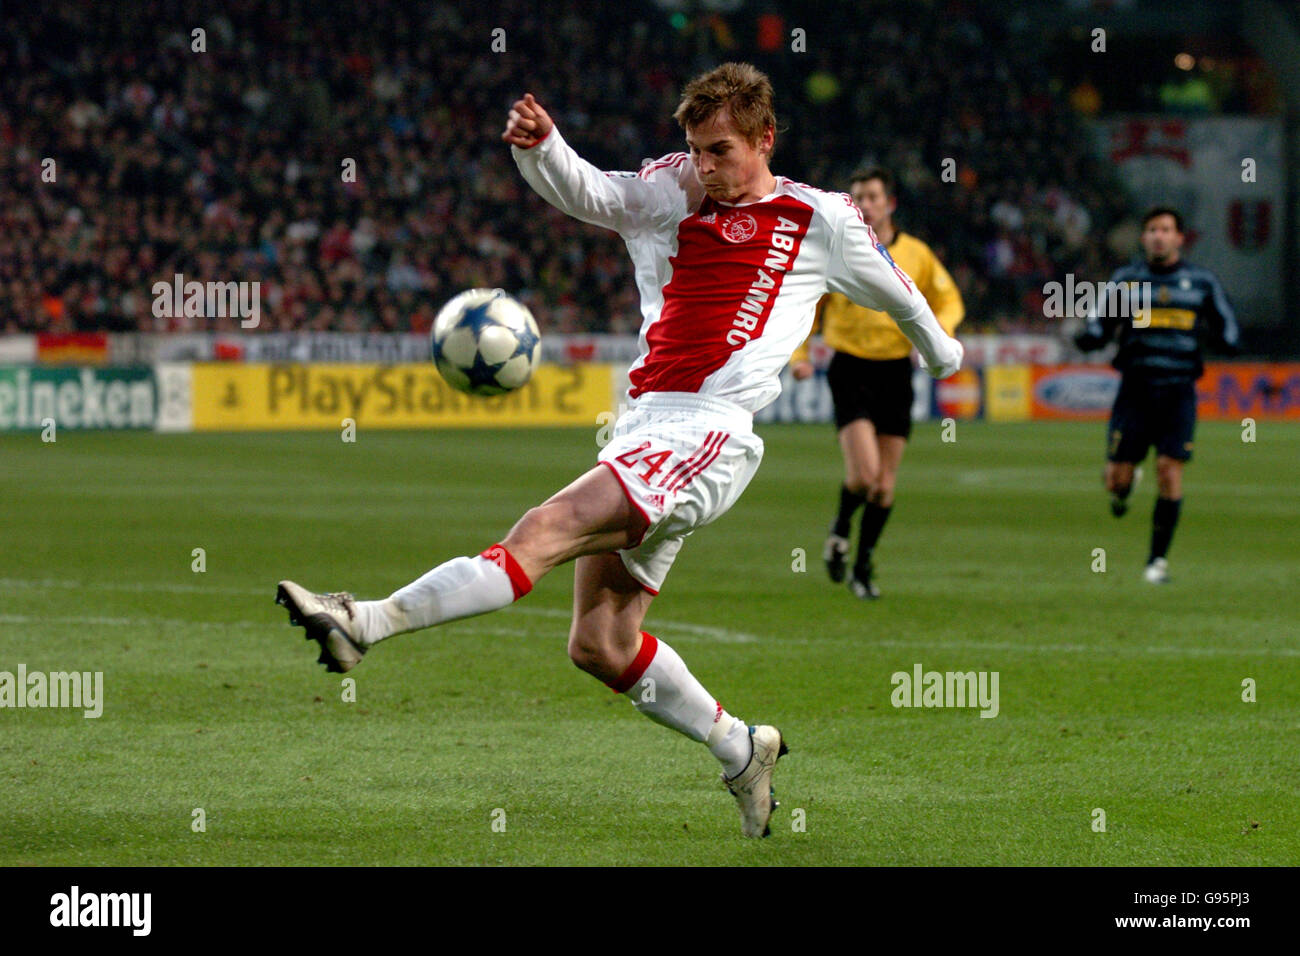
[430,288,541,396]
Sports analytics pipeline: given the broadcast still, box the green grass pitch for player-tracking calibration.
[2,420,1297,865]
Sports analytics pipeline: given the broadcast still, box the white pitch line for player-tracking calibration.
[0,578,267,596]
[0,615,264,630]
[3,611,1291,659]
[511,606,758,644]
[0,612,753,644]
[0,578,761,643]
[854,637,1300,658]
[3,580,1295,657]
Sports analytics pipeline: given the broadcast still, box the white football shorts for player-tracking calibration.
[596,392,764,594]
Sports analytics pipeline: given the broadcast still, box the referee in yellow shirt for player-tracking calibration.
[791,167,964,598]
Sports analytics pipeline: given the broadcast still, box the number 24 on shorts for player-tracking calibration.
[613,441,673,483]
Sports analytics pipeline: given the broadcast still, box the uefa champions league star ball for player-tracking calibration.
[431,288,541,396]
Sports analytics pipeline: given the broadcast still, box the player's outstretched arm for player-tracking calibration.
[828,214,963,378]
[897,299,963,379]
[504,92,677,236]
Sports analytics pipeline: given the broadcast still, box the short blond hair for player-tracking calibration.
[673,62,777,157]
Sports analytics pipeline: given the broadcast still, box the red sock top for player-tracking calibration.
[479,544,533,600]
[607,631,659,694]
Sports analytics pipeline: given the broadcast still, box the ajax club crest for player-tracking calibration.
[721,212,758,243]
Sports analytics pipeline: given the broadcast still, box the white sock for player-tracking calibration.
[353,545,532,646]
[708,715,753,779]
[613,633,752,777]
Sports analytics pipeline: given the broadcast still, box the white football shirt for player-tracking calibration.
[512,126,962,414]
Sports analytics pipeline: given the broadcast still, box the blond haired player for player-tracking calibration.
[792,167,964,598]
[276,65,962,837]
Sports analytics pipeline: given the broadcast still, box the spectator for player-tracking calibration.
[0,0,1136,334]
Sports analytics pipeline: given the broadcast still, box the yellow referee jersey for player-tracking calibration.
[791,231,965,363]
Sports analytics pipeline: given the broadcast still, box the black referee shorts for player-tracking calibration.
[1106,376,1197,463]
[826,352,914,438]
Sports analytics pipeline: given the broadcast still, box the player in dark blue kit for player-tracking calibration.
[1075,207,1240,583]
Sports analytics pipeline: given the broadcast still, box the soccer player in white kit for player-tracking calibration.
[276,63,963,838]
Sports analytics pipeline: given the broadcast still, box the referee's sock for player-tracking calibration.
[832,485,866,537]
[856,502,893,570]
[1148,496,1182,562]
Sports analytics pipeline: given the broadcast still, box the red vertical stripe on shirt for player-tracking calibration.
[629,194,814,397]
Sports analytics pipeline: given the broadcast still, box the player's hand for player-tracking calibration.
[791,360,815,381]
[924,339,964,380]
[503,93,554,149]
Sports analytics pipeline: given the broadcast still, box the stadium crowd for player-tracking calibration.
[4,0,1141,336]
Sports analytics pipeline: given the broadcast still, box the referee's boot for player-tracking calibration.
[823,532,851,583]
[1143,557,1170,584]
[849,561,881,600]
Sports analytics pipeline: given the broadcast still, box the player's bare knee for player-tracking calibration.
[1105,464,1131,495]
[869,480,895,506]
[852,469,878,497]
[1156,459,1182,497]
[566,624,616,677]
[566,634,603,675]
